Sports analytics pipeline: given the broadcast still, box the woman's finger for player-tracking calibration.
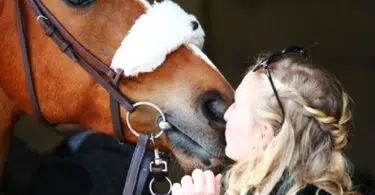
[181,175,193,193]
[204,170,216,194]
[192,169,205,194]
[215,174,223,194]
[172,183,183,195]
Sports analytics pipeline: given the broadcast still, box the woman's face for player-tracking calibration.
[224,71,271,162]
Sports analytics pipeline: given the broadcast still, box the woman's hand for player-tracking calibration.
[172,169,222,195]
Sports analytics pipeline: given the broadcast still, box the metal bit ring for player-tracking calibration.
[126,102,167,139]
[149,177,172,195]
[36,15,48,21]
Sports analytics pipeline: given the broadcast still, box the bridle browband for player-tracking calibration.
[15,0,171,194]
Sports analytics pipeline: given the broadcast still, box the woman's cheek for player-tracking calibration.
[225,124,233,143]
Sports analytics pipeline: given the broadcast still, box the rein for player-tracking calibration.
[15,0,172,194]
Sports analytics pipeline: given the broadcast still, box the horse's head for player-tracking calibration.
[40,0,234,172]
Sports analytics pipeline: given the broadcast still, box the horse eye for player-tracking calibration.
[62,0,96,8]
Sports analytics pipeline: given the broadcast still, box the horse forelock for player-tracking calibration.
[110,0,216,77]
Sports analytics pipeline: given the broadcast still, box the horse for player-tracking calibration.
[0,0,234,178]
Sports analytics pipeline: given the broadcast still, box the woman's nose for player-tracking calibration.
[224,104,233,122]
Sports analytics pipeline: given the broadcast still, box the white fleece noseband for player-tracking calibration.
[111,0,214,77]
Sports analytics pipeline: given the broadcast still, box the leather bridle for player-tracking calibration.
[15,0,134,141]
[15,0,171,194]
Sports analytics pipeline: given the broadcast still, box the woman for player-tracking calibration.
[172,46,360,194]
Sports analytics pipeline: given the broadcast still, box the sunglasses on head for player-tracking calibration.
[251,45,311,127]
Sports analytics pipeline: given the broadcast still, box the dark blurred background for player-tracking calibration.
[3,0,374,194]
[178,0,375,177]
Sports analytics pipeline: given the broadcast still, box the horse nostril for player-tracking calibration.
[208,100,225,120]
[199,91,227,130]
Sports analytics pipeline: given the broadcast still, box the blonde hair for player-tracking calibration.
[223,57,358,195]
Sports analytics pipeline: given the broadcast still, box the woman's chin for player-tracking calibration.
[225,146,237,162]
